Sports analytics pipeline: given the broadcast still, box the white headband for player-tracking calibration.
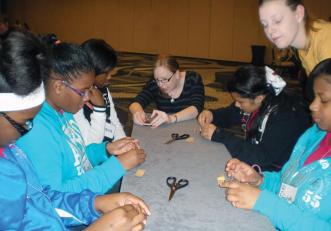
[0,83,45,111]
[265,66,286,96]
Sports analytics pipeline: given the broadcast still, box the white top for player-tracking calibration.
[74,88,126,144]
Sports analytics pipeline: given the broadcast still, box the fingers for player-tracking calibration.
[88,87,105,107]
[197,113,205,126]
[132,149,146,165]
[198,110,213,126]
[225,158,241,173]
[150,110,168,128]
[118,148,146,170]
[200,124,216,140]
[121,204,147,230]
[133,111,146,125]
[121,193,151,216]
[219,179,240,189]
[131,212,147,231]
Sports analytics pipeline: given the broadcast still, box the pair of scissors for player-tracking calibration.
[166,176,189,201]
[164,133,190,144]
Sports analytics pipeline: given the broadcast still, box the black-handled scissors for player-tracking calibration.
[166,176,189,201]
[164,133,190,144]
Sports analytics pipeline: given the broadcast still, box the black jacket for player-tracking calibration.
[211,103,310,171]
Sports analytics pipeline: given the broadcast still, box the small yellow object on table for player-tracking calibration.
[186,137,195,143]
[135,169,145,177]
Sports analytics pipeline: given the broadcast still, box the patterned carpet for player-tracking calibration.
[109,52,301,135]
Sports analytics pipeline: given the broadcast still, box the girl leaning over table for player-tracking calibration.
[198,65,310,171]
[221,58,331,231]
[129,54,205,128]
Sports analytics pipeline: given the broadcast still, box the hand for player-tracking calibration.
[94,192,150,216]
[133,110,147,125]
[117,149,146,170]
[87,204,147,231]
[89,87,105,107]
[107,137,140,155]
[200,123,217,140]
[220,180,260,210]
[225,158,263,186]
[150,110,170,128]
[198,110,213,126]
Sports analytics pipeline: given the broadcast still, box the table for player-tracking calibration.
[121,119,274,231]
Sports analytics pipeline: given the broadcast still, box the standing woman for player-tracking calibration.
[129,54,205,128]
[198,65,310,171]
[258,0,331,75]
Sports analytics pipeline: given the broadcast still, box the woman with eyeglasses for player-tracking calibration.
[17,42,146,194]
[129,54,205,128]
[0,32,149,230]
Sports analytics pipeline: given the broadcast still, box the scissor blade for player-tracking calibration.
[168,189,175,201]
[164,139,175,144]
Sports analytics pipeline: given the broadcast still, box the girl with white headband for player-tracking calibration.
[0,32,149,230]
[198,65,310,171]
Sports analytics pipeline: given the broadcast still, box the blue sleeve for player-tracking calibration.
[18,120,126,194]
[0,158,26,229]
[45,187,100,226]
[86,142,108,166]
[57,156,126,193]
[254,190,331,230]
[259,171,282,193]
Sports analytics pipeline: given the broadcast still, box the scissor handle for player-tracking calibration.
[171,133,190,140]
[166,176,177,187]
[176,179,189,189]
[171,133,179,139]
[178,134,190,140]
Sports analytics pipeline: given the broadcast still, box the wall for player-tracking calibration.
[6,0,331,62]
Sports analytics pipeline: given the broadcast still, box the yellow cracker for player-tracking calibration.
[135,169,145,177]
[186,137,195,143]
[217,175,225,184]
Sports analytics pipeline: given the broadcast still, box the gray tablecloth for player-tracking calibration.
[121,119,274,231]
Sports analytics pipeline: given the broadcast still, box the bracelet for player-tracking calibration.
[251,164,264,186]
[251,164,262,175]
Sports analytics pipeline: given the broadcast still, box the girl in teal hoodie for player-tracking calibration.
[17,42,146,193]
[220,58,331,230]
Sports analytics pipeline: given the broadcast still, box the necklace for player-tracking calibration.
[170,98,175,103]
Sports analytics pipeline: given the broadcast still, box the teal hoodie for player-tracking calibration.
[254,124,331,230]
[17,102,125,193]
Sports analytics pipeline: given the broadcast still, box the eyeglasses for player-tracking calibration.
[154,72,175,84]
[0,112,33,136]
[62,81,90,99]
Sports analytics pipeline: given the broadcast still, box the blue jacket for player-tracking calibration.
[0,144,100,230]
[17,102,125,193]
[254,124,331,230]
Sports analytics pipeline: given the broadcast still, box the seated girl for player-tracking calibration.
[129,54,205,128]
[0,31,149,230]
[17,41,145,193]
[198,65,310,171]
[220,58,331,230]
[74,39,126,144]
